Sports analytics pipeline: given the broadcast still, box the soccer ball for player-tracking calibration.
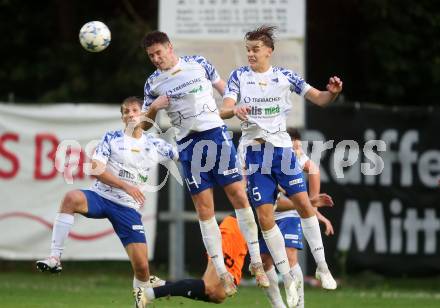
[79,21,111,52]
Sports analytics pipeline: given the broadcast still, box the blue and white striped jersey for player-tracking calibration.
[143,56,224,141]
[224,66,311,148]
[92,130,177,210]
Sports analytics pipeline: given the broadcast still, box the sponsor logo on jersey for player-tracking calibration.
[243,96,281,103]
[119,169,135,180]
[258,82,267,86]
[131,147,140,153]
[166,77,202,96]
[138,174,148,183]
[248,104,280,116]
[189,85,203,94]
[171,69,182,76]
[289,178,304,186]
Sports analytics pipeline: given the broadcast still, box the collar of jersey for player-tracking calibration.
[159,57,181,74]
[251,66,273,76]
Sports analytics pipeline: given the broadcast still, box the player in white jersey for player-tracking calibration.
[36,97,176,308]
[221,26,342,306]
[140,31,269,295]
[258,129,334,308]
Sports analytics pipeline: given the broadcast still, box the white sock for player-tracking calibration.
[145,287,155,300]
[50,213,74,259]
[235,207,262,264]
[133,276,149,289]
[263,266,287,308]
[199,217,227,275]
[291,264,304,308]
[301,215,326,264]
[262,225,292,286]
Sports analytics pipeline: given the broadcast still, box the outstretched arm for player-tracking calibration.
[305,76,343,107]
[302,159,320,198]
[213,79,226,96]
[315,210,334,236]
[141,96,170,130]
[275,193,333,212]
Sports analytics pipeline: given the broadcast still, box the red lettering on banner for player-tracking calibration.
[0,133,20,179]
[65,147,85,180]
[34,133,59,180]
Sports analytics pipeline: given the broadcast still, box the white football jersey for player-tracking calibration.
[224,66,311,148]
[143,56,225,141]
[92,130,177,211]
[274,150,309,220]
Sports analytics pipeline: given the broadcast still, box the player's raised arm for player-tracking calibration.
[302,159,320,198]
[315,210,334,236]
[220,70,250,120]
[212,79,226,96]
[141,95,169,130]
[305,76,343,107]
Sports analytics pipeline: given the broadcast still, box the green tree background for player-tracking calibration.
[0,0,438,106]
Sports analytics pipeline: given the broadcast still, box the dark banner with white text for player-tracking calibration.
[304,103,440,276]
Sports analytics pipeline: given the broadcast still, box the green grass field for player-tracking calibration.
[1,262,440,307]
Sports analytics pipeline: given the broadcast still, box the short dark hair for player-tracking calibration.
[287,128,301,141]
[141,31,170,49]
[245,25,276,50]
[120,96,142,115]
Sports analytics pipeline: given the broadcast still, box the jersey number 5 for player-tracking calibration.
[252,187,261,201]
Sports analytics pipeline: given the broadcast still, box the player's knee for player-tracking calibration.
[132,261,149,278]
[195,204,215,220]
[258,214,275,230]
[134,268,149,281]
[61,190,84,213]
[227,187,248,208]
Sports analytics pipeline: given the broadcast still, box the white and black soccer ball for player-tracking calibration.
[79,21,111,52]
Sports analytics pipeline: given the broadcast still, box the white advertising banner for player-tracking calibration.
[159,0,305,40]
[0,104,158,260]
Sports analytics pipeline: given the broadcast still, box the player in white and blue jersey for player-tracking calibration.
[140,31,269,296]
[221,26,342,306]
[36,97,176,308]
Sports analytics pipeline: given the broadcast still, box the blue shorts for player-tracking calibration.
[245,143,307,207]
[81,190,146,247]
[177,126,243,195]
[259,216,304,254]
